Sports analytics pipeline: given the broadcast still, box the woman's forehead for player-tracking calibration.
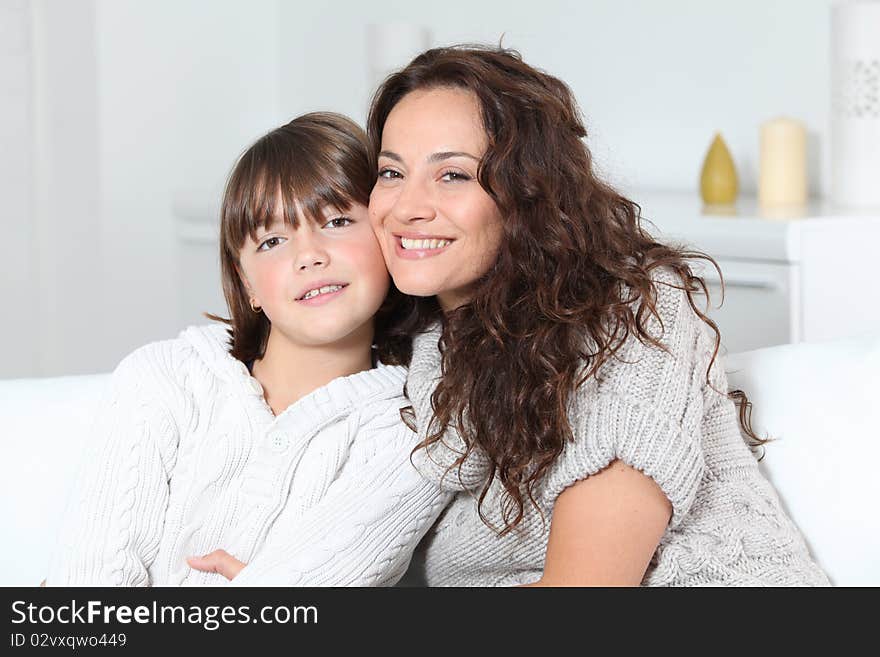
[382,87,486,153]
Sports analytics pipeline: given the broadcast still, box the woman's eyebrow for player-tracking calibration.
[378,150,479,163]
[428,151,479,163]
[378,150,403,162]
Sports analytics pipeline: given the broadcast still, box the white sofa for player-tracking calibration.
[2,334,878,586]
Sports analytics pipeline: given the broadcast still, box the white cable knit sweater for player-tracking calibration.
[404,269,831,587]
[47,324,450,586]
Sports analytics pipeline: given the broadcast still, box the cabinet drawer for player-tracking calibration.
[689,259,799,354]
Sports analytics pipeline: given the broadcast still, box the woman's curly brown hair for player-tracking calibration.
[367,45,766,533]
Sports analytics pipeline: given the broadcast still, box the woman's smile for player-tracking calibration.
[395,233,456,259]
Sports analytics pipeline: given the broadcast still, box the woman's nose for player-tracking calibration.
[391,175,437,224]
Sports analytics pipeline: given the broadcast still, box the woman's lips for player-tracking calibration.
[393,236,454,260]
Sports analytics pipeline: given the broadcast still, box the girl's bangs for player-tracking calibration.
[223,147,363,249]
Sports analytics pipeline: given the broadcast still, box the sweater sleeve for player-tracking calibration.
[230,400,453,586]
[540,269,710,529]
[46,345,180,586]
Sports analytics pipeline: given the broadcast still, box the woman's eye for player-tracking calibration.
[324,216,353,229]
[440,170,472,182]
[378,168,402,180]
[257,236,285,251]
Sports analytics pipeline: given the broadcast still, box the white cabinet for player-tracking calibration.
[692,258,799,353]
[634,191,880,354]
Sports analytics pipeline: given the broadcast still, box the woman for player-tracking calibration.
[367,45,829,586]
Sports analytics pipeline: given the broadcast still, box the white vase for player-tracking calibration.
[831,1,880,208]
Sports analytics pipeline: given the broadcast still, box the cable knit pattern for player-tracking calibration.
[47,325,450,587]
[405,268,830,586]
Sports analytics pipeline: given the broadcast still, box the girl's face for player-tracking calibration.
[369,87,504,311]
[238,202,389,349]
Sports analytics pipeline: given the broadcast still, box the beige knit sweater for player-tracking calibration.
[404,269,831,586]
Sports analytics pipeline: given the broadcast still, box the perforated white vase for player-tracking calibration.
[831,2,880,208]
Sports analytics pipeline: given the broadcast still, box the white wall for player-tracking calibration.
[0,0,35,377]
[95,0,282,372]
[1,0,841,377]
[29,0,102,378]
[0,0,283,378]
[278,0,835,195]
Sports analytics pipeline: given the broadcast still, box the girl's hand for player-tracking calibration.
[187,550,246,581]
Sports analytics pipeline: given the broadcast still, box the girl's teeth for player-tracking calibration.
[302,284,343,300]
[401,237,451,250]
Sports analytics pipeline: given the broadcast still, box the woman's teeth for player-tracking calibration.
[301,284,344,300]
[400,237,451,250]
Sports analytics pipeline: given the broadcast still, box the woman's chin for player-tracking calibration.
[390,276,445,299]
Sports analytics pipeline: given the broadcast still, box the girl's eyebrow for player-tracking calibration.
[379,150,479,164]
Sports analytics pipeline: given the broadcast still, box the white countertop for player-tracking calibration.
[631,191,880,263]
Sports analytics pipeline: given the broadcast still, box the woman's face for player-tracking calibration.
[369,87,504,311]
[238,202,389,349]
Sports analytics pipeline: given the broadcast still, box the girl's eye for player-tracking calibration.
[324,216,353,229]
[440,170,472,182]
[257,236,286,251]
[378,168,402,180]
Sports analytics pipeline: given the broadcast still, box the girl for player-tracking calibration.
[47,112,448,586]
[367,46,830,586]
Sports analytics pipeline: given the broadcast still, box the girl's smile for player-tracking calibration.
[295,282,349,304]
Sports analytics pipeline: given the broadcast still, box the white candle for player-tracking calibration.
[759,117,808,207]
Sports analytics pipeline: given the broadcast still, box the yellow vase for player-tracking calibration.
[700,133,739,205]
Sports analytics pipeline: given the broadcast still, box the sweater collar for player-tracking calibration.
[409,320,444,365]
[178,324,407,429]
[407,320,444,395]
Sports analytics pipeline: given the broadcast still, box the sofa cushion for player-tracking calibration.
[0,374,110,586]
[726,333,880,586]
[3,332,878,586]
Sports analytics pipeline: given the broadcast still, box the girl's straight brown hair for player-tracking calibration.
[208,112,412,366]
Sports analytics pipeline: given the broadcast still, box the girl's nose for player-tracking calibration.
[294,229,330,271]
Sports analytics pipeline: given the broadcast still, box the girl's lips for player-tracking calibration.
[393,236,454,260]
[294,284,348,306]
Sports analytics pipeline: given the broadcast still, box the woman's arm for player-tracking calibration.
[531,271,710,586]
[46,346,179,586]
[529,459,671,586]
